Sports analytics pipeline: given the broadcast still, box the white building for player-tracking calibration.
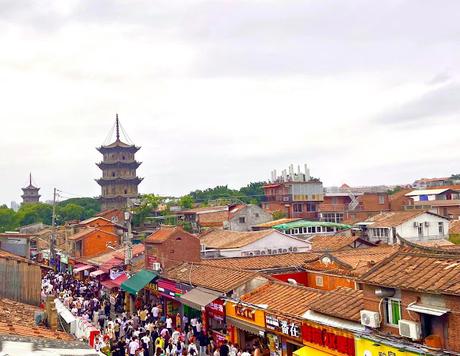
[199,229,311,258]
[356,211,449,245]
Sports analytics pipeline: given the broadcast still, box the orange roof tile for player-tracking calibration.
[303,245,399,278]
[201,252,318,271]
[163,262,260,293]
[309,235,360,252]
[241,281,324,318]
[360,251,460,296]
[0,298,73,340]
[145,226,197,243]
[308,287,363,322]
[361,210,431,228]
[199,229,276,249]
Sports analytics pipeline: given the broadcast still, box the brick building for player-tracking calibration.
[319,191,390,223]
[359,249,460,353]
[262,164,324,219]
[144,226,201,271]
[403,187,460,219]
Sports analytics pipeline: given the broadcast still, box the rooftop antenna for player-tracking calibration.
[116,113,120,141]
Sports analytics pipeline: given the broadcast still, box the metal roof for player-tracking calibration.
[405,189,451,196]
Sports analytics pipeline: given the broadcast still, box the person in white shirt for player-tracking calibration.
[128,337,140,356]
[166,315,173,333]
[196,320,202,334]
[152,305,160,320]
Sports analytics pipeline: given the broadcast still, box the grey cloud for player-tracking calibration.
[427,72,451,86]
[375,83,460,125]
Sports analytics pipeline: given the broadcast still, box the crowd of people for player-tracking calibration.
[41,271,265,356]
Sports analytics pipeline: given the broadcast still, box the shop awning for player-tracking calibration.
[227,317,265,336]
[121,269,158,295]
[179,287,221,311]
[293,346,332,356]
[302,310,365,333]
[101,273,128,289]
[90,269,106,278]
[407,303,450,316]
[73,264,94,274]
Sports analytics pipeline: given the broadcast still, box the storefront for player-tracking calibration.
[265,313,303,356]
[121,269,158,312]
[179,287,225,338]
[355,336,424,356]
[226,301,267,349]
[73,264,94,280]
[157,279,187,323]
[206,298,227,345]
[297,321,355,356]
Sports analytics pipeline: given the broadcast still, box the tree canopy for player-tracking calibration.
[189,181,265,205]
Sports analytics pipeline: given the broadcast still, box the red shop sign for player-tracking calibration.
[302,324,355,356]
[206,299,225,318]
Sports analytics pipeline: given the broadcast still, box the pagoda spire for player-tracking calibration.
[29,172,32,186]
[116,113,120,141]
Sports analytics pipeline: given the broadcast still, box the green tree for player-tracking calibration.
[57,197,100,219]
[15,203,53,226]
[132,194,163,226]
[57,203,85,223]
[0,206,18,232]
[239,182,265,204]
[272,210,287,220]
[179,195,194,209]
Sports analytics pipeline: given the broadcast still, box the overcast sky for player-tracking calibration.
[1,0,460,205]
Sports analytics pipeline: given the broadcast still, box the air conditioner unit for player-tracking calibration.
[413,222,419,228]
[152,262,161,271]
[360,310,380,328]
[399,320,421,340]
[424,222,430,227]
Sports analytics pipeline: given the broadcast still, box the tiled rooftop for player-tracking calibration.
[309,235,360,252]
[303,245,399,277]
[163,262,260,293]
[0,298,73,341]
[241,280,324,318]
[361,211,431,228]
[360,251,460,296]
[199,229,275,249]
[308,287,363,322]
[201,252,318,271]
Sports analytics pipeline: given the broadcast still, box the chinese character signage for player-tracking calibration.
[265,314,301,341]
[302,323,355,356]
[235,305,256,321]
[206,299,225,319]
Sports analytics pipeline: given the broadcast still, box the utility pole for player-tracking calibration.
[50,187,57,271]
[124,199,133,268]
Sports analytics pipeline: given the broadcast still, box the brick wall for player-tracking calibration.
[362,284,460,353]
[145,228,201,270]
[81,231,119,257]
[359,193,390,212]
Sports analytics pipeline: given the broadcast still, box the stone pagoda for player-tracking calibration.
[96,115,143,211]
[21,173,41,204]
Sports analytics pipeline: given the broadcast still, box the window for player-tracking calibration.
[255,213,259,218]
[306,202,316,212]
[315,275,324,287]
[438,222,444,235]
[418,224,423,237]
[373,228,389,238]
[239,217,246,224]
[378,195,385,204]
[293,203,303,213]
[332,197,338,205]
[384,298,402,326]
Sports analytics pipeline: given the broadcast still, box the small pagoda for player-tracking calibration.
[96,114,143,211]
[21,173,41,204]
